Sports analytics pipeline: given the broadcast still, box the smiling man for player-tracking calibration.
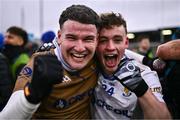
[0,5,100,119]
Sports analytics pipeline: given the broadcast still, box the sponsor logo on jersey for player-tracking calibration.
[94,98,131,118]
[54,99,67,109]
[21,67,32,77]
[54,88,94,109]
[150,87,162,94]
[122,87,132,97]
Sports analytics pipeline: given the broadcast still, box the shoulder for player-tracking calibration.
[13,50,55,92]
[131,59,151,71]
[31,49,55,58]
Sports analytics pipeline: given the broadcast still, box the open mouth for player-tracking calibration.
[104,54,118,67]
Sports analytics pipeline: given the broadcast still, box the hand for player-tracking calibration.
[114,59,148,97]
[24,54,63,104]
[152,58,166,72]
[143,57,166,72]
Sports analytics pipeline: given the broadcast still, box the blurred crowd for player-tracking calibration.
[0,27,55,111]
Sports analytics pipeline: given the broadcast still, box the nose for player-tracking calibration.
[106,40,115,51]
[74,40,86,52]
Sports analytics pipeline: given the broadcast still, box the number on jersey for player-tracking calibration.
[102,84,114,96]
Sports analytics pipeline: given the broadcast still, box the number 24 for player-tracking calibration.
[102,84,114,96]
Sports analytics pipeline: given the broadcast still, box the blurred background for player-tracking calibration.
[0,0,180,51]
[0,0,180,116]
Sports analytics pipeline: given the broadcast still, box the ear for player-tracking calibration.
[125,37,129,48]
[17,37,24,46]
[57,30,62,44]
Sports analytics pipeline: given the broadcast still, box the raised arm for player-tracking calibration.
[156,39,180,60]
[138,66,171,119]
[114,60,171,119]
[0,53,63,119]
[138,89,171,119]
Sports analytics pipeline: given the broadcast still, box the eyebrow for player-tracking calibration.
[99,35,123,39]
[113,35,123,39]
[84,36,95,39]
[66,34,95,39]
[66,34,76,37]
[99,36,107,39]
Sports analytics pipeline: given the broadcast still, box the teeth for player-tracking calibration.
[104,54,117,60]
[106,54,115,57]
[73,53,85,58]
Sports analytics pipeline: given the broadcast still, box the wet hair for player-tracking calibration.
[99,12,127,34]
[59,5,100,30]
[7,26,28,46]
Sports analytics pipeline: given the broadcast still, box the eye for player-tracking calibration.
[114,37,123,43]
[99,37,108,43]
[84,36,95,42]
[114,39,122,43]
[6,35,14,39]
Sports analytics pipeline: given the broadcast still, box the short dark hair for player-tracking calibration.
[137,34,150,42]
[7,26,28,46]
[99,12,127,34]
[59,5,100,30]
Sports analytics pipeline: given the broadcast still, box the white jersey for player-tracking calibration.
[91,58,164,119]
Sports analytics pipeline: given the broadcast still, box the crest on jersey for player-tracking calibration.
[21,67,32,77]
[126,62,135,72]
[122,87,132,97]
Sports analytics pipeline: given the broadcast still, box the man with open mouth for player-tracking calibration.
[91,12,171,119]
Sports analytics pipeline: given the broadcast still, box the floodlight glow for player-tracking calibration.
[127,33,135,39]
[162,30,172,35]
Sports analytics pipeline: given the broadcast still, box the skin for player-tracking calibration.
[57,20,98,70]
[13,20,98,91]
[4,32,23,46]
[96,25,128,75]
[156,39,180,60]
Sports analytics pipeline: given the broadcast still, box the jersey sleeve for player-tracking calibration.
[0,90,40,119]
[141,68,164,103]
[132,60,164,102]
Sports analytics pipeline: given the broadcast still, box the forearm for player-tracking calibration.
[156,39,180,60]
[0,90,40,119]
[138,89,171,119]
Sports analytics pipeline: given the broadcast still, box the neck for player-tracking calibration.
[54,45,77,72]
